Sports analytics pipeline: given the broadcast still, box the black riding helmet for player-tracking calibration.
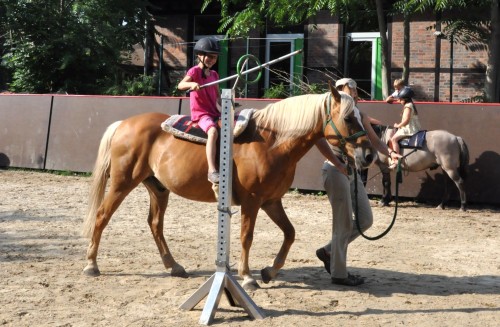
[398,86,415,100]
[194,37,220,78]
[194,37,221,55]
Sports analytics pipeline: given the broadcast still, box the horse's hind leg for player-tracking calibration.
[238,202,260,290]
[143,177,188,278]
[83,182,138,276]
[260,200,295,284]
[441,168,467,211]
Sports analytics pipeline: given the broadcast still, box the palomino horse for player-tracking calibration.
[372,126,469,211]
[82,84,374,290]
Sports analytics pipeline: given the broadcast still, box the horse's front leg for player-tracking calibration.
[379,169,393,206]
[238,203,260,291]
[143,179,188,278]
[260,199,295,284]
[437,173,450,210]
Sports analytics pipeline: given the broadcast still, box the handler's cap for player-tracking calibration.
[335,78,357,89]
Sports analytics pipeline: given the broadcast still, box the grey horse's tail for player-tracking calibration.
[457,136,469,180]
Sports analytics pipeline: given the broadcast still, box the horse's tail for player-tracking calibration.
[457,136,469,180]
[82,120,122,238]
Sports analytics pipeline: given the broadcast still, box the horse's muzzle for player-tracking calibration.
[355,147,374,169]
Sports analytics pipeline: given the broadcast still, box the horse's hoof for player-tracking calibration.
[171,264,189,278]
[83,265,100,277]
[211,183,219,200]
[436,204,445,210]
[261,267,273,284]
[378,200,389,207]
[242,277,260,291]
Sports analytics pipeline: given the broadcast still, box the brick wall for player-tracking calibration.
[304,11,342,85]
[146,11,489,102]
[390,17,488,102]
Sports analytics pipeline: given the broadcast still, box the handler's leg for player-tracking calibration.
[317,163,351,279]
[348,171,373,243]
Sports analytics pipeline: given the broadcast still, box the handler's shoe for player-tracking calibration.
[208,171,220,184]
[332,273,365,286]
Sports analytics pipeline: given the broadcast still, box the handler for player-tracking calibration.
[315,78,401,286]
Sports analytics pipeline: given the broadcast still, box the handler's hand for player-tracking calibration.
[337,163,348,176]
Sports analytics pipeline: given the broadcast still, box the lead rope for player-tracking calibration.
[354,158,403,240]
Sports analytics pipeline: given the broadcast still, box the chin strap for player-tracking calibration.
[200,54,208,79]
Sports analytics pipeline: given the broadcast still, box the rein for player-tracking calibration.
[354,133,421,240]
[354,159,403,240]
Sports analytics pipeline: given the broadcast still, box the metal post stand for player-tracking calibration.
[179,89,265,325]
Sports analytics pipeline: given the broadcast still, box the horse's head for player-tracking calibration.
[323,81,374,169]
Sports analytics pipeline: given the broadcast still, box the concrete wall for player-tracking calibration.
[1,94,499,205]
[360,101,500,206]
[0,95,52,169]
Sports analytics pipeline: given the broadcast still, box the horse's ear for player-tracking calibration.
[329,80,341,103]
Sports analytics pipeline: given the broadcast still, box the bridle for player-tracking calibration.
[323,94,367,165]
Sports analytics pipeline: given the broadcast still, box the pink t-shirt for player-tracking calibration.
[187,66,220,122]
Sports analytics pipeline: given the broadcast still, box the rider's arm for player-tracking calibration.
[394,106,411,128]
[362,114,402,160]
[178,75,199,91]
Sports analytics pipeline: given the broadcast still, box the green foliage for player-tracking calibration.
[204,0,380,36]
[262,81,327,99]
[0,0,148,94]
[306,83,328,94]
[394,0,491,50]
[5,167,91,177]
[263,83,289,99]
[101,74,157,96]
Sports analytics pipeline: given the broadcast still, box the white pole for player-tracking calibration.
[200,49,303,89]
[179,89,265,325]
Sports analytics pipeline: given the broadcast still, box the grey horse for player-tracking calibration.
[369,125,469,211]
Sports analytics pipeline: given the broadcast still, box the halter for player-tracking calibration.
[323,94,367,164]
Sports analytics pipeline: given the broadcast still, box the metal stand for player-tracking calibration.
[179,89,265,325]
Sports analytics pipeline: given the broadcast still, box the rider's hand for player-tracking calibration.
[390,150,402,160]
[190,83,200,91]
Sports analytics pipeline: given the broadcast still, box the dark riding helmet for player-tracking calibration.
[194,37,221,55]
[398,86,415,100]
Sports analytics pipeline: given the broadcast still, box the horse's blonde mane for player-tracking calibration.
[252,92,354,147]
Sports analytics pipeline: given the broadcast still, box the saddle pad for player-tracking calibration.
[160,108,256,144]
[161,116,207,144]
[399,130,427,149]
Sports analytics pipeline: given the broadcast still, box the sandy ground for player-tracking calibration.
[0,170,499,327]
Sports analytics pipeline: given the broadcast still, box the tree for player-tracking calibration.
[0,0,149,94]
[486,0,500,102]
[397,0,498,102]
[204,0,394,97]
[375,0,391,99]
